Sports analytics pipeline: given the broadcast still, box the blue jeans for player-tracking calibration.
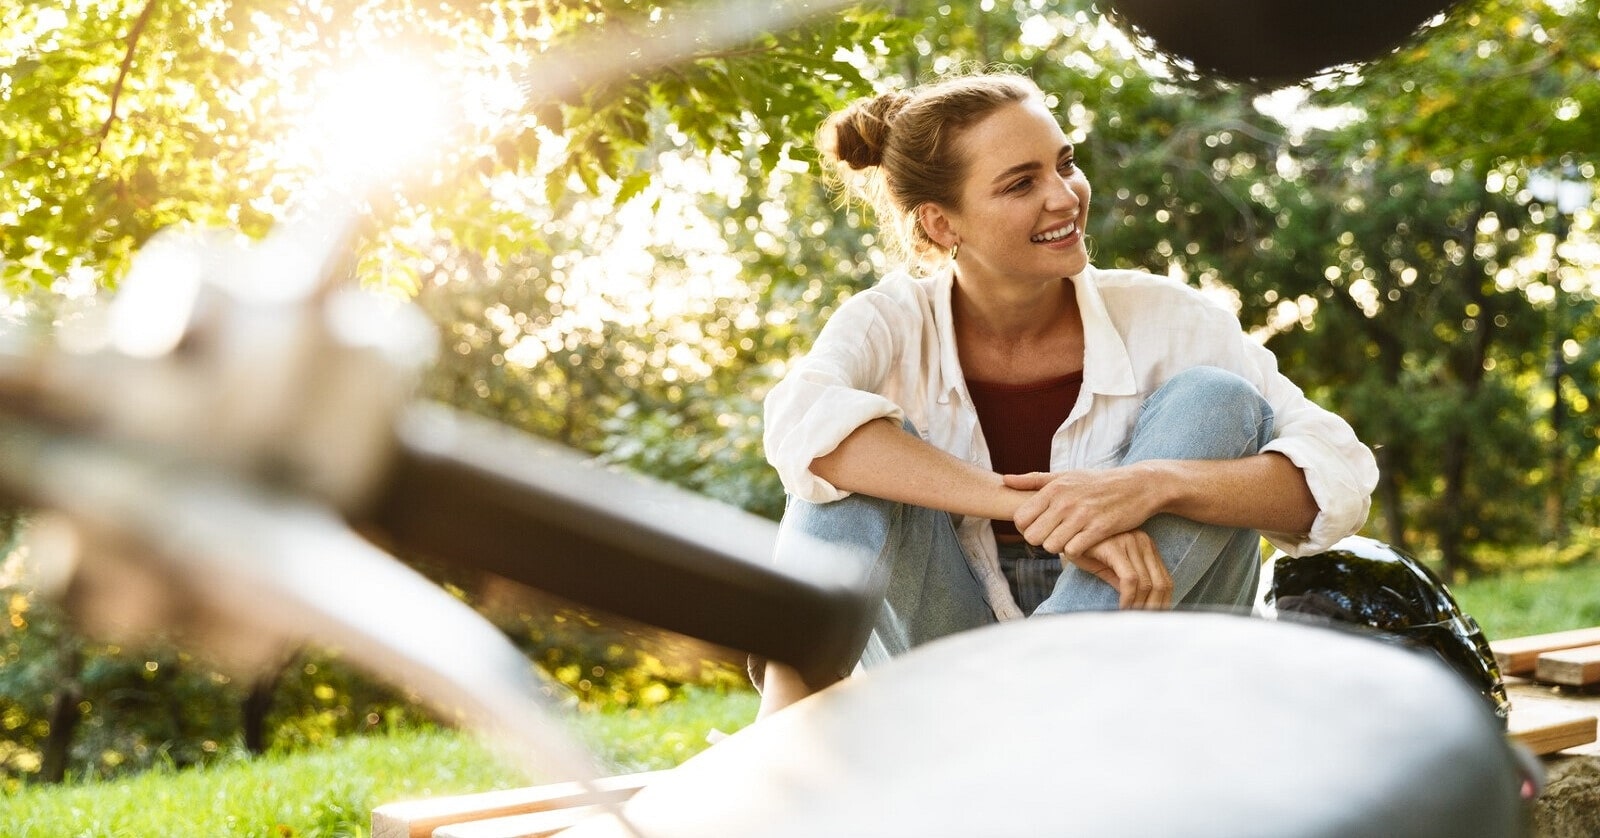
[772,366,1275,678]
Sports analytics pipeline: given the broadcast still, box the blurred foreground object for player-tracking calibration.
[0,221,607,783]
[0,171,867,795]
[551,613,1531,838]
[0,0,868,792]
[1108,0,1463,86]
[1258,534,1511,724]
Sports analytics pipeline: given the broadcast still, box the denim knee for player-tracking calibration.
[1159,366,1262,414]
[1131,366,1275,462]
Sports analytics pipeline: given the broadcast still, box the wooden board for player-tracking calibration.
[433,805,607,838]
[1507,702,1599,756]
[370,772,659,838]
[1491,627,1600,676]
[1535,644,1600,687]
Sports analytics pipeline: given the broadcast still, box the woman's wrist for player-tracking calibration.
[985,473,1032,522]
[1127,459,1181,519]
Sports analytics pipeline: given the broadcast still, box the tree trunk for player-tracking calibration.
[1438,427,1471,578]
[1438,207,1493,579]
[1376,329,1409,552]
[242,655,293,755]
[1376,444,1407,550]
[38,647,84,784]
[1545,219,1572,542]
[1329,267,1410,551]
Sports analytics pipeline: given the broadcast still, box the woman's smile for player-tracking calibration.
[1031,221,1081,247]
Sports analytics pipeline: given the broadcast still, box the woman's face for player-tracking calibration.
[936,99,1091,288]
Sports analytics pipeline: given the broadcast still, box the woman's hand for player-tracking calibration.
[1066,529,1172,610]
[1005,466,1163,557]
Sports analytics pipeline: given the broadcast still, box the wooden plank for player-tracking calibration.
[1507,702,1598,755]
[370,772,660,838]
[1491,627,1600,675]
[1536,644,1600,686]
[433,804,609,838]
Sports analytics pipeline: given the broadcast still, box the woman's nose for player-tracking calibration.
[1045,175,1079,211]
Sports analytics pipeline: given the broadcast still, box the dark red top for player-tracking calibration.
[966,370,1084,537]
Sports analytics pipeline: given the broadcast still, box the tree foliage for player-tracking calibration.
[1282,0,1600,573]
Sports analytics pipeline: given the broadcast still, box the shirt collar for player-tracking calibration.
[932,269,966,404]
[932,264,1138,401]
[1073,265,1138,396]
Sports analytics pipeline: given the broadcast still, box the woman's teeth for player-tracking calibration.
[1031,224,1078,243]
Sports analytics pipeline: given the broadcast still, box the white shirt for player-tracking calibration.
[763,264,1379,620]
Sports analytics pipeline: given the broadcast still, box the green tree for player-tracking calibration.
[1281,0,1600,574]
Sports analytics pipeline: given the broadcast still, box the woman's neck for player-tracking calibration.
[952,273,1085,383]
[952,272,1076,338]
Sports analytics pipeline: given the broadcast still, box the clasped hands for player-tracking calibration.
[1004,465,1172,610]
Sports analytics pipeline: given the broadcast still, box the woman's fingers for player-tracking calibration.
[1002,472,1053,491]
[1067,531,1171,610]
[1132,534,1172,610]
[1012,469,1157,557]
[1018,494,1106,556]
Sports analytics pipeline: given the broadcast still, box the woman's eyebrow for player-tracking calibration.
[991,160,1042,184]
[989,145,1075,185]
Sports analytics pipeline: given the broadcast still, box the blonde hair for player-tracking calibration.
[819,70,1044,265]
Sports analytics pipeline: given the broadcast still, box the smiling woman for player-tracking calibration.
[755,68,1377,715]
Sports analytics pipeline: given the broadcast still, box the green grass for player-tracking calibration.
[0,730,514,838]
[567,689,759,774]
[0,688,759,838]
[1451,559,1600,641]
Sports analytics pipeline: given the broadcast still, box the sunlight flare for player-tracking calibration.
[297,52,458,190]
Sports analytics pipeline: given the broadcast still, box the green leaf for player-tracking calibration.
[614,171,651,206]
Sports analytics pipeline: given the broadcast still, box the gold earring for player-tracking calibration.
[950,243,960,261]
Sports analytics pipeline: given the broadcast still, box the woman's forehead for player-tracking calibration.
[958,101,1072,174]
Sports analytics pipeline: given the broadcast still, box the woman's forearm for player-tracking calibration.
[811,417,1031,521]
[1145,452,1318,537]
[814,421,1318,543]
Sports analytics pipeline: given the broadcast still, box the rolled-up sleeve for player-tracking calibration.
[763,291,911,503]
[1242,338,1379,555]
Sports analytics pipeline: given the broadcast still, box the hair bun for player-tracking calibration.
[827,91,911,170]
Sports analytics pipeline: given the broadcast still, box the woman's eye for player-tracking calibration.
[1007,177,1033,193]
[1059,157,1077,174]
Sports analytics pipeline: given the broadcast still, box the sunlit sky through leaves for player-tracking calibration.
[248,7,807,385]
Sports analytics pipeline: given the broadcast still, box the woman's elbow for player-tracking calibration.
[810,448,847,485]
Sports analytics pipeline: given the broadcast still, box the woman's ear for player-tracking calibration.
[917,203,957,250]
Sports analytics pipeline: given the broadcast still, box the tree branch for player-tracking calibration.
[0,133,98,173]
[98,0,160,154]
